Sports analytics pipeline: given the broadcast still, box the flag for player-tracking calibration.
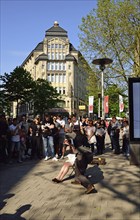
[104,96,109,114]
[119,95,124,112]
[88,96,94,113]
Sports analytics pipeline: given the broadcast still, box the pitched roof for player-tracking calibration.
[45,21,68,38]
[35,53,48,64]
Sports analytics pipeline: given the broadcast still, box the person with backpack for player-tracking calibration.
[52,125,97,194]
[72,145,97,194]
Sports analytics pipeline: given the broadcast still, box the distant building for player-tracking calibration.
[20,21,88,116]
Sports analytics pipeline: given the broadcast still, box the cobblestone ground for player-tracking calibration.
[0,135,140,220]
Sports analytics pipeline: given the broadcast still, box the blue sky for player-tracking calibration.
[0,0,97,74]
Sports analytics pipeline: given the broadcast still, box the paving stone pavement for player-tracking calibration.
[0,138,140,220]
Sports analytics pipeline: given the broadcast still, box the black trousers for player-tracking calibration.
[74,151,92,189]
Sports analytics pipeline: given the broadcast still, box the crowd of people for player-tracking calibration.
[0,112,130,194]
[0,113,130,164]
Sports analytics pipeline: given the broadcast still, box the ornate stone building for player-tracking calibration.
[21,21,88,116]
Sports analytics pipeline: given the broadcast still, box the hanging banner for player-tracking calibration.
[88,96,94,113]
[119,95,124,112]
[104,96,109,114]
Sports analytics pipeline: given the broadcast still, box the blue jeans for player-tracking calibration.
[42,136,55,158]
[123,138,130,155]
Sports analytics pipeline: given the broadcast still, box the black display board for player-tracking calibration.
[128,77,140,142]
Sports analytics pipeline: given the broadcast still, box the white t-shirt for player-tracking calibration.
[9,124,20,142]
[56,119,65,134]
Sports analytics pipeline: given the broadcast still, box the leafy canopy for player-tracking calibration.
[79,0,140,91]
[33,78,61,117]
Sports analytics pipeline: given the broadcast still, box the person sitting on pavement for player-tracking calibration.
[52,125,97,194]
[71,126,97,194]
[52,139,76,183]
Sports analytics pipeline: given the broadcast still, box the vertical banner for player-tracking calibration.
[104,96,109,114]
[88,96,94,113]
[119,95,124,112]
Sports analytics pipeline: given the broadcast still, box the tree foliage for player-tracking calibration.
[0,66,35,117]
[33,78,61,117]
[105,84,128,117]
[79,0,140,92]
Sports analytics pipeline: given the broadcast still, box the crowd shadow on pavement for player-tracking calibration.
[0,193,15,210]
[0,160,40,214]
[0,204,31,220]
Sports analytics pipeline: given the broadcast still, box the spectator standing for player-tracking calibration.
[0,113,9,163]
[85,119,96,153]
[56,115,65,158]
[29,115,43,159]
[107,116,120,154]
[9,118,22,163]
[42,114,57,161]
[122,120,130,157]
[95,122,105,155]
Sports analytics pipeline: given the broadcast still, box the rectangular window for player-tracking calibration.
[56,52,59,60]
[47,74,51,82]
[63,63,65,70]
[59,44,62,48]
[51,74,55,82]
[63,53,65,59]
[48,53,51,59]
[56,74,59,83]
[63,87,65,94]
[48,63,51,70]
[63,73,66,83]
[51,44,54,48]
[51,63,54,70]
[59,63,62,70]
[59,53,62,60]
[52,52,54,60]
[55,44,58,48]
[59,74,63,83]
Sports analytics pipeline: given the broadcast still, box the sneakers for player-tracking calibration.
[44,156,51,161]
[55,154,59,159]
[85,185,97,194]
[52,157,58,161]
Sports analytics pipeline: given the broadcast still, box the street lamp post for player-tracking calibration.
[98,92,101,118]
[92,58,113,119]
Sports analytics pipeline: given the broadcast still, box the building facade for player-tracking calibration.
[21,21,88,116]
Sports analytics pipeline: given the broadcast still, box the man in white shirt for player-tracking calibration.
[56,115,65,158]
[9,118,22,163]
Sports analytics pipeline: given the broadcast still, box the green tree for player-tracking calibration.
[0,88,11,115]
[79,0,140,92]
[33,78,61,118]
[0,66,35,117]
[105,84,128,117]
